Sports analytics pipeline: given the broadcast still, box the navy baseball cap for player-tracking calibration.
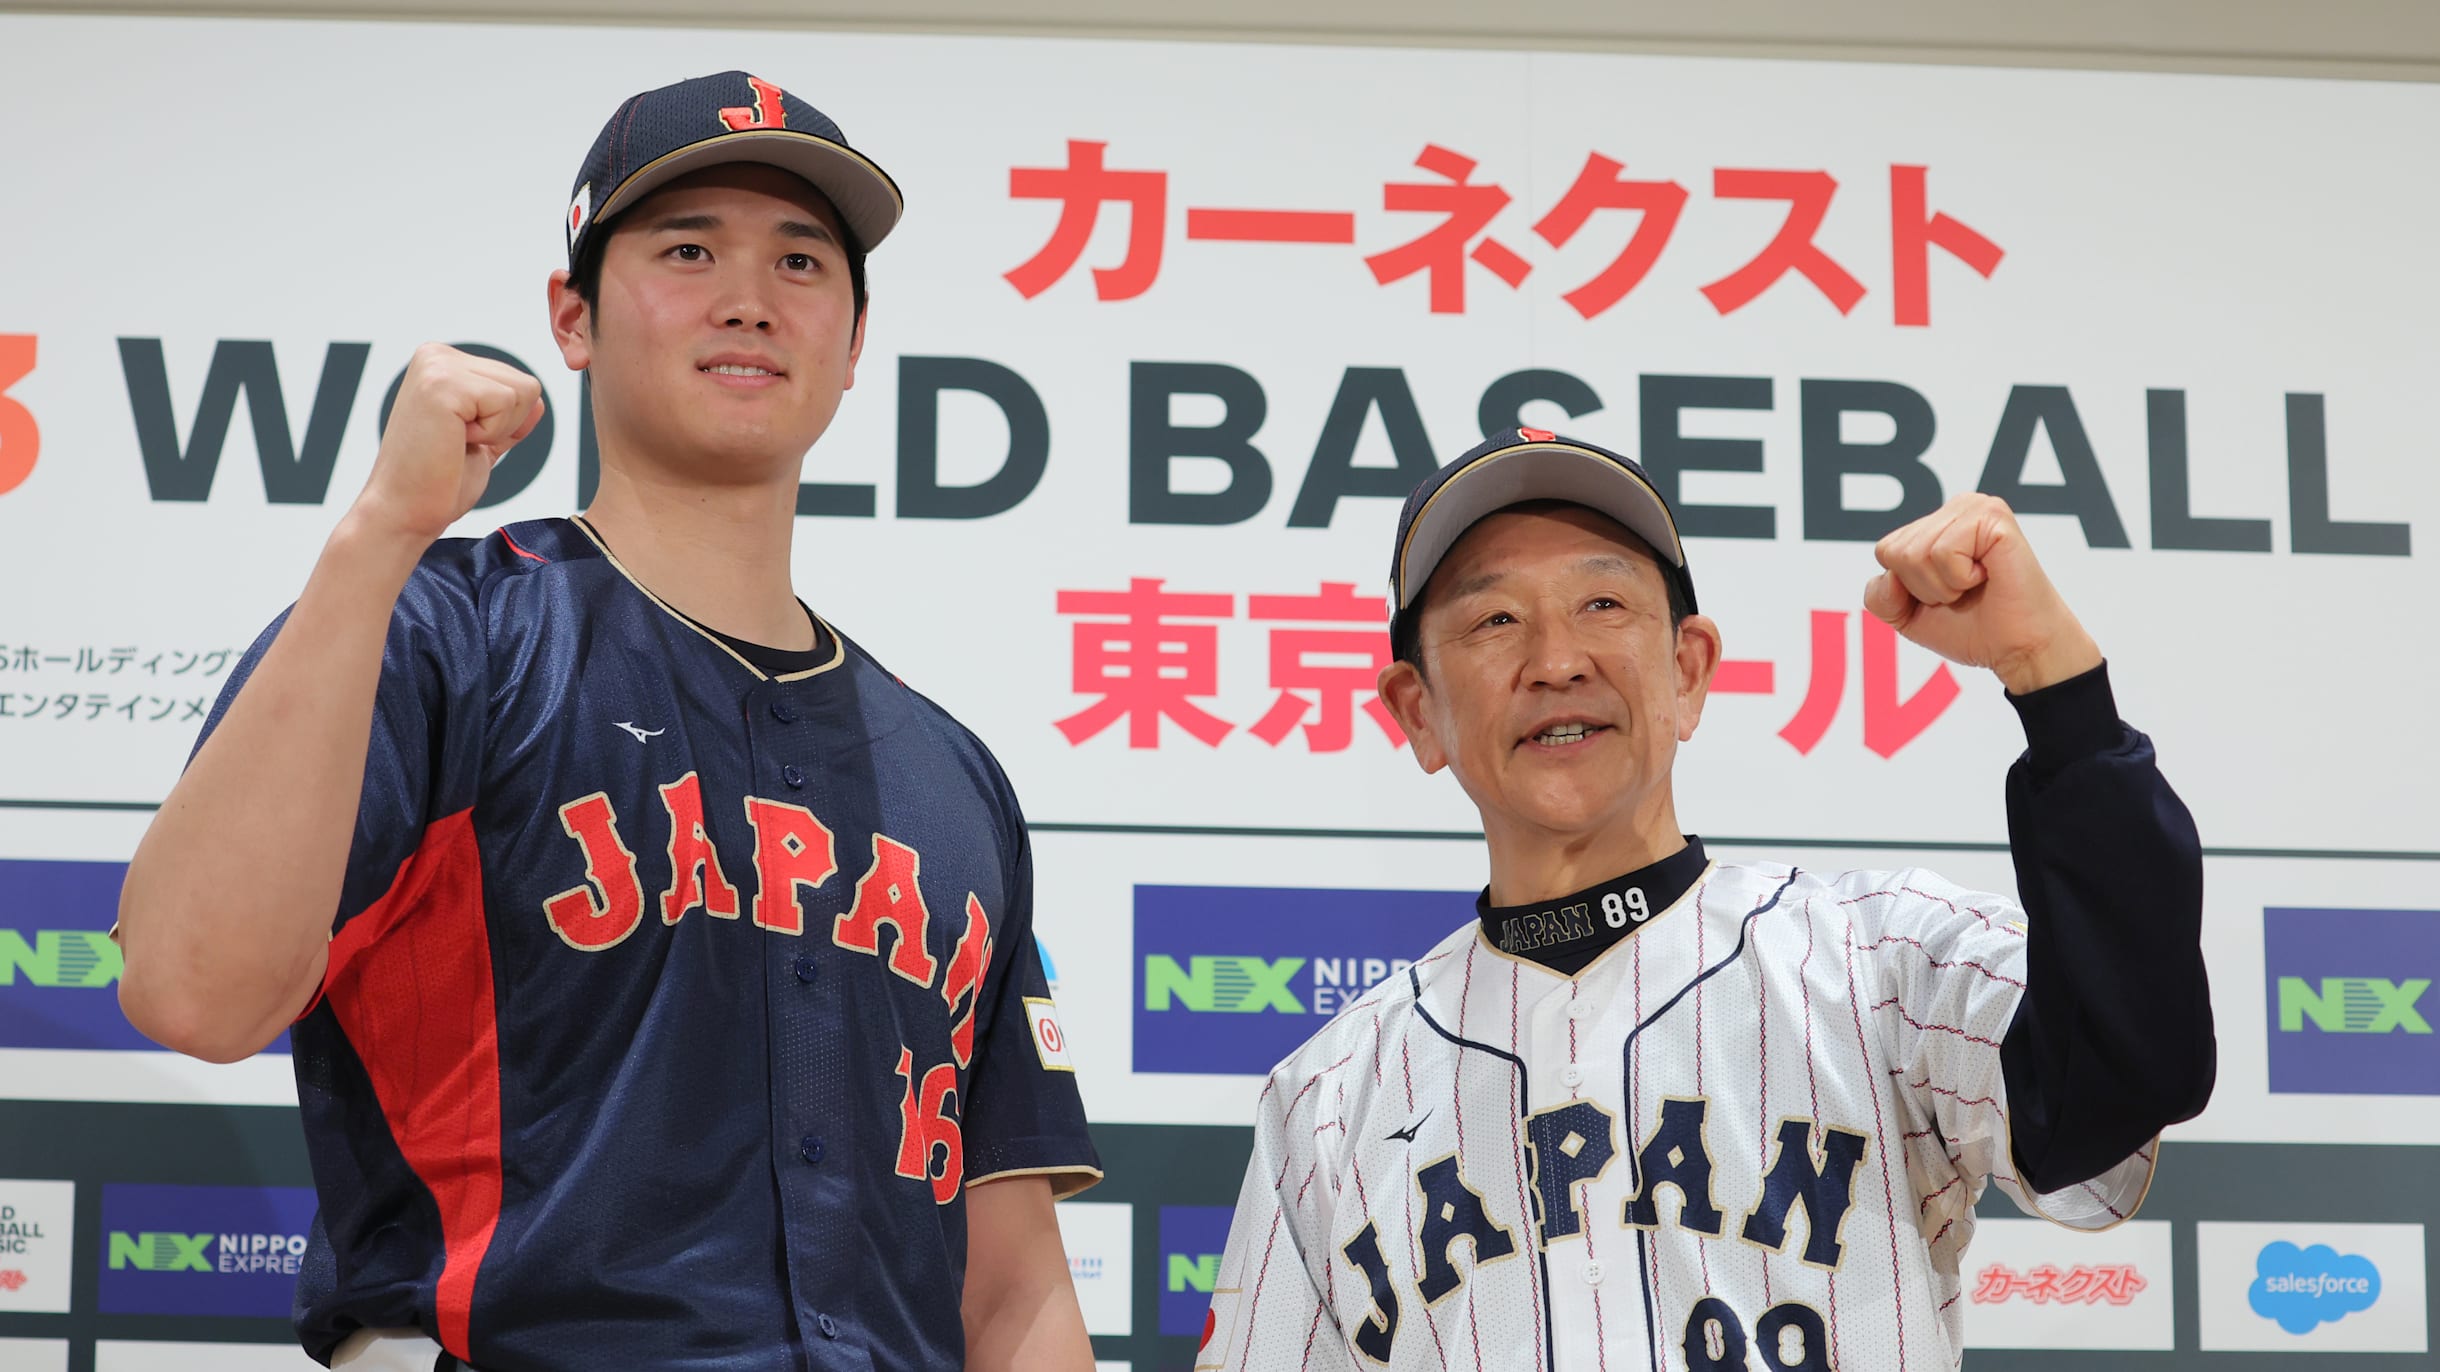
[1389,427,1697,640]
[565,71,903,267]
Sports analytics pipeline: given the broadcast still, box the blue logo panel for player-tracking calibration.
[97,1183,320,1316]
[2263,907,2439,1096]
[1132,884,1473,1075]
[1159,1205,1239,1336]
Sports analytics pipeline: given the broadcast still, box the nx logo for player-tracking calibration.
[108,1232,211,1273]
[0,930,122,988]
[1142,955,1303,1014]
[1133,885,1452,1074]
[2278,977,2432,1035]
[1169,1250,1220,1296]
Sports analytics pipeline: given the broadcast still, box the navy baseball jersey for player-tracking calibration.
[198,516,1098,1370]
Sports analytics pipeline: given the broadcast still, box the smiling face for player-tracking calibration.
[1379,503,1721,855]
[549,162,865,487]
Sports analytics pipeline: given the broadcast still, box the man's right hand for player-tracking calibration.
[355,343,546,542]
[119,348,540,1063]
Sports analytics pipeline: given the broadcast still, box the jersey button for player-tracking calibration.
[781,763,805,789]
[1560,1064,1585,1089]
[1582,1260,1605,1286]
[793,954,820,984]
[1568,1000,1593,1021]
[800,1135,825,1165]
[771,700,797,724]
[817,1313,840,1340]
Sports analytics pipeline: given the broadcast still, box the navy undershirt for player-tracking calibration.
[1475,839,1710,976]
[1991,662,2213,1191]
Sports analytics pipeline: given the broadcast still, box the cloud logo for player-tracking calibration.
[2248,1242,2382,1334]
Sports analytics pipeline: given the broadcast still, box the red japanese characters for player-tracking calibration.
[1005,142,2002,322]
[1052,581,1963,757]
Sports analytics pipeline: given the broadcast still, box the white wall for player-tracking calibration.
[9,0,2440,81]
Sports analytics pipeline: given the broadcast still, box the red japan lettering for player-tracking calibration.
[659,771,741,925]
[894,1046,965,1204]
[744,797,838,935]
[542,792,646,951]
[939,893,994,1069]
[834,835,941,986]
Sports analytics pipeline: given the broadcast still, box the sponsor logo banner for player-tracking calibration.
[2264,907,2439,1096]
[1134,885,1471,1075]
[2197,1221,2429,1352]
[97,1183,318,1317]
[1959,1217,2173,1349]
[1159,1205,1237,1337]
[0,1180,76,1314]
[1053,1200,1134,1337]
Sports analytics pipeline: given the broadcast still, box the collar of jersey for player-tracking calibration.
[1471,838,1711,978]
[568,515,846,683]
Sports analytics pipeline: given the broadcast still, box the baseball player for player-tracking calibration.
[114,73,1098,1370]
[1200,428,2214,1371]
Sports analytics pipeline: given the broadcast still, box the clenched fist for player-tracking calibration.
[353,343,545,544]
[1863,493,2103,695]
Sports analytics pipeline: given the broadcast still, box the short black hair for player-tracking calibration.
[1391,502,1692,674]
[565,202,869,325]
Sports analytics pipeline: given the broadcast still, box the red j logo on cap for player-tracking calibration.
[719,76,788,131]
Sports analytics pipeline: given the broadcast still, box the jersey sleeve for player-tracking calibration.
[1199,1065,1359,1372]
[188,544,490,946]
[958,813,1103,1197]
[1996,663,2212,1191]
[1841,869,2154,1235]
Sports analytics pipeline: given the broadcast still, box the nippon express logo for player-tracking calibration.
[2264,907,2439,1096]
[97,1184,317,1317]
[2250,1242,2381,1334]
[1133,885,1471,1075]
[110,1228,306,1275]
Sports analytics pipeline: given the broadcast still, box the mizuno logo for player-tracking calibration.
[1387,1111,1432,1143]
[613,722,665,744]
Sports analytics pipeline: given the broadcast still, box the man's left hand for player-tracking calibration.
[1864,493,2103,695]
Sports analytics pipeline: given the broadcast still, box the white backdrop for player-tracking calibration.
[1,17,2434,1149]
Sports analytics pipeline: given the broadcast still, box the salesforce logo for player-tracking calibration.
[2249,1242,2381,1334]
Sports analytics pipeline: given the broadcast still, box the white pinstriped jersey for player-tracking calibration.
[1200,861,2155,1372]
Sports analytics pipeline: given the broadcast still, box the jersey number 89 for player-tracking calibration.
[1601,888,1650,928]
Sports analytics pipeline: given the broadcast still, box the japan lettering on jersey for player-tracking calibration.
[201,517,1097,1370]
[1201,862,2152,1372]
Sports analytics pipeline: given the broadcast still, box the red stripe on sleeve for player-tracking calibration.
[321,808,503,1360]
